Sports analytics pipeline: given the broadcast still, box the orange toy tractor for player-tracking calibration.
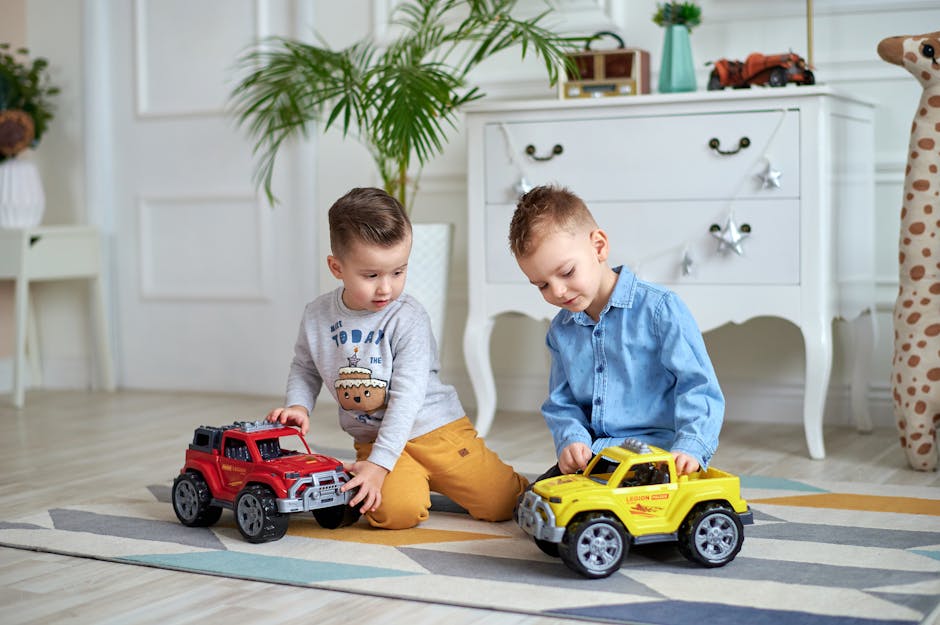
[707,52,815,90]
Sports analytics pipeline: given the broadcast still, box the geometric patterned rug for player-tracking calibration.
[2,471,938,625]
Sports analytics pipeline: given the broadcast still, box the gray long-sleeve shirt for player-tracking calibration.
[285,288,464,471]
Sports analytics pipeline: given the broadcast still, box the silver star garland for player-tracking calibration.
[711,215,750,256]
[514,176,533,196]
[757,160,782,189]
[681,250,694,276]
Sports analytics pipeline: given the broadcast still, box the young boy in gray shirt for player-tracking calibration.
[267,187,527,529]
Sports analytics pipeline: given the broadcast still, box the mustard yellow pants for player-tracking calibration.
[353,416,528,530]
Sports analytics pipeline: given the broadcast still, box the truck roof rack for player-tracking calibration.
[620,437,651,454]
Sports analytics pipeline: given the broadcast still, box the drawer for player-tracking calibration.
[483,109,800,204]
[485,199,800,286]
[24,229,101,279]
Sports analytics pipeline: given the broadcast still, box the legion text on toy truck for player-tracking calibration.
[172,420,359,543]
[516,439,753,578]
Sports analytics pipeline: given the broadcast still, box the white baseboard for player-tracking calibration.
[0,356,94,392]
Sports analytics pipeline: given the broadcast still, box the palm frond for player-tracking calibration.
[229,0,584,210]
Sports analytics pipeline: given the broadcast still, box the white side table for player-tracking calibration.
[0,226,115,406]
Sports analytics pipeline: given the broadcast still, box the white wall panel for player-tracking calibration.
[138,196,269,299]
[134,0,258,116]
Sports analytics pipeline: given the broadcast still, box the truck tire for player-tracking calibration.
[707,70,723,91]
[172,472,223,527]
[235,484,289,543]
[677,502,743,567]
[558,513,628,578]
[768,67,788,87]
[535,539,560,558]
[312,504,361,529]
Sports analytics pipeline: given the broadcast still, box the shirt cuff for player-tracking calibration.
[366,446,399,473]
[671,435,714,470]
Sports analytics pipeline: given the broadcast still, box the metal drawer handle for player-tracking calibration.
[525,144,564,161]
[708,136,750,155]
[709,223,752,233]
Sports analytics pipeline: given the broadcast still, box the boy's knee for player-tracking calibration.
[465,472,528,522]
[366,496,430,530]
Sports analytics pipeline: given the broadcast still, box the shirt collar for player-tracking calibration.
[567,265,637,326]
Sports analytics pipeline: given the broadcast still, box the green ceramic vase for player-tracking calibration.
[658,24,696,93]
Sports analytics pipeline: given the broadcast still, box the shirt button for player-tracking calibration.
[594,397,602,405]
[596,366,604,373]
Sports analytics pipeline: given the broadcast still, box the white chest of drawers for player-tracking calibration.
[463,87,875,459]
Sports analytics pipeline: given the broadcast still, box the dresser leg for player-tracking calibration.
[849,309,875,433]
[463,315,496,437]
[802,318,833,459]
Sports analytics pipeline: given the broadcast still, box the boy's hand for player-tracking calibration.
[559,442,593,474]
[266,405,310,435]
[341,460,389,513]
[672,451,700,476]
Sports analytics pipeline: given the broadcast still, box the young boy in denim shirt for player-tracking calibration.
[268,187,527,528]
[509,185,723,477]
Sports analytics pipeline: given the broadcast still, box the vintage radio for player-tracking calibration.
[561,31,650,99]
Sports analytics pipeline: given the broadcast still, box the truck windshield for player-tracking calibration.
[257,434,310,461]
[587,456,621,485]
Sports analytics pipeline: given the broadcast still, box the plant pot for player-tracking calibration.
[658,24,697,93]
[405,222,454,356]
[0,157,46,229]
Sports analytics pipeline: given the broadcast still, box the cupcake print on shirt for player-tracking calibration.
[335,349,387,425]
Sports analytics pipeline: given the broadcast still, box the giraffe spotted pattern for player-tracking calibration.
[878,31,940,471]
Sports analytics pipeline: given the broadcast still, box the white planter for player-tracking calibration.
[0,157,46,229]
[405,222,454,356]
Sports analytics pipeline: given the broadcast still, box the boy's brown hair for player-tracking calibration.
[328,187,412,258]
[509,185,598,258]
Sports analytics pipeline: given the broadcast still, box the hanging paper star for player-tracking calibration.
[514,176,533,196]
[710,216,750,256]
[756,160,782,189]
[681,250,694,276]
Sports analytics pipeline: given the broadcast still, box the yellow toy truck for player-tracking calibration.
[516,438,753,578]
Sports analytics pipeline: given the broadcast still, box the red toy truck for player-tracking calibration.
[707,52,815,90]
[172,420,359,542]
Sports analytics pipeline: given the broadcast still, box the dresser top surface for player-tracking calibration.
[464,85,875,115]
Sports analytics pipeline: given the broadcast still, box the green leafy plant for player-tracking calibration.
[652,2,702,32]
[0,43,59,161]
[230,0,581,213]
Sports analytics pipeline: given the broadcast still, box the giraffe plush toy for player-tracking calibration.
[877,31,940,471]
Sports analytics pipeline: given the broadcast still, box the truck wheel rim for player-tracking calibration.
[237,494,263,535]
[694,513,738,560]
[175,481,198,521]
[576,523,622,573]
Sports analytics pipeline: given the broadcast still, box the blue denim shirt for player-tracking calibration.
[542,266,724,468]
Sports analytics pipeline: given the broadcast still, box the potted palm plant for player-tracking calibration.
[229,0,580,352]
[229,0,581,214]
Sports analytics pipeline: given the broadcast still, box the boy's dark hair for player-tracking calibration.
[509,185,597,258]
[328,187,412,257]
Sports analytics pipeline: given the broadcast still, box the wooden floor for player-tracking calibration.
[0,389,936,625]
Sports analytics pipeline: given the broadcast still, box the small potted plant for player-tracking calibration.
[652,2,702,31]
[229,0,581,214]
[653,2,702,93]
[0,43,59,228]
